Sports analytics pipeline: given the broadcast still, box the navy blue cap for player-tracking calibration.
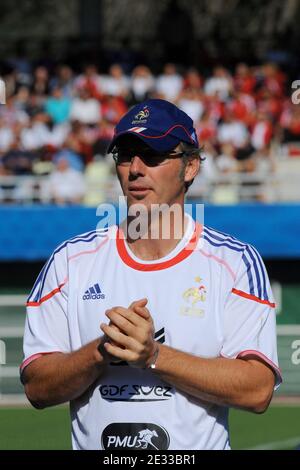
[107,98,199,153]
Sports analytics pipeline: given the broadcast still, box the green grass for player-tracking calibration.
[0,406,71,450]
[229,405,300,449]
[0,405,299,450]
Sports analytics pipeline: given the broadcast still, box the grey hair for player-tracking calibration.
[177,142,205,193]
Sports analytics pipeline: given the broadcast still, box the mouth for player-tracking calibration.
[128,185,152,196]
[128,190,151,200]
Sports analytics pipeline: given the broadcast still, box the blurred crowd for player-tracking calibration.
[0,61,299,204]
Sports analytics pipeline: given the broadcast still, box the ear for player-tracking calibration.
[184,157,200,186]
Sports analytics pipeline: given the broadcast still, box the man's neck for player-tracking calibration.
[124,210,189,261]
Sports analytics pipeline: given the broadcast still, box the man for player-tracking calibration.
[21,99,281,450]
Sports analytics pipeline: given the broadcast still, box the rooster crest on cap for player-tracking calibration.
[135,107,150,121]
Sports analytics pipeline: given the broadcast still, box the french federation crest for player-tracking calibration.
[180,277,207,317]
[132,106,150,124]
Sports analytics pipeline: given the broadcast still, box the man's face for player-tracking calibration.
[115,137,196,211]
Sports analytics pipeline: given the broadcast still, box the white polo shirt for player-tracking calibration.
[21,214,281,450]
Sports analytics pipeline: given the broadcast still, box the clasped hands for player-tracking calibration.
[100,298,158,369]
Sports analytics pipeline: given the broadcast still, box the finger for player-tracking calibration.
[105,310,136,337]
[133,305,151,320]
[101,323,138,350]
[100,321,121,346]
[106,310,153,344]
[106,311,153,346]
[129,298,148,310]
[106,306,147,327]
[129,299,151,321]
[103,342,136,362]
[108,323,123,347]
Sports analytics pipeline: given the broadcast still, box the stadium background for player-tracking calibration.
[0,0,300,450]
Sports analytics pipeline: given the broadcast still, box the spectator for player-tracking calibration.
[93,119,114,157]
[234,63,256,95]
[53,138,84,172]
[2,67,19,97]
[183,68,202,91]
[30,66,50,100]
[261,63,286,98]
[50,65,75,98]
[280,105,300,143]
[257,88,282,121]
[2,135,35,175]
[251,112,273,151]
[129,65,155,104]
[19,112,68,151]
[156,63,183,101]
[0,95,29,126]
[216,143,238,174]
[218,111,249,148]
[0,160,15,203]
[206,93,225,123]
[47,156,86,204]
[0,58,297,205]
[70,87,101,125]
[195,111,217,143]
[177,87,204,123]
[14,86,30,112]
[204,66,233,101]
[226,91,256,125]
[101,95,128,125]
[25,93,45,118]
[100,64,130,98]
[21,115,48,151]
[93,118,115,157]
[45,86,71,124]
[75,64,101,100]
[7,51,32,88]
[65,121,94,165]
[0,117,14,154]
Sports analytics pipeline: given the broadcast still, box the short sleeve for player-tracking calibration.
[21,243,70,375]
[220,245,282,389]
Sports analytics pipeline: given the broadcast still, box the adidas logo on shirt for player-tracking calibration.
[83,283,105,300]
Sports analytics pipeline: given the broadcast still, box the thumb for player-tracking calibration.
[129,298,148,309]
[134,305,151,321]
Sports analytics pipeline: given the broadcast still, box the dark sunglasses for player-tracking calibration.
[112,148,199,167]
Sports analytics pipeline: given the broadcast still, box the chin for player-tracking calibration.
[127,190,152,204]
[127,197,151,208]
[127,197,156,215]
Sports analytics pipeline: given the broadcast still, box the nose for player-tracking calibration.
[129,155,147,177]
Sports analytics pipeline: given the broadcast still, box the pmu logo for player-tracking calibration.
[82,283,105,300]
[101,423,170,450]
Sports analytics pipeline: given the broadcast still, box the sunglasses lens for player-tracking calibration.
[112,147,188,166]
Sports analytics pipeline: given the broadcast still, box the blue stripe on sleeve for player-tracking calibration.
[35,231,105,303]
[204,228,261,297]
[245,246,261,298]
[242,253,255,295]
[248,245,268,300]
